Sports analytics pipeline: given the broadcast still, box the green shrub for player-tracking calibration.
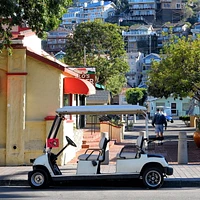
[179,116,190,121]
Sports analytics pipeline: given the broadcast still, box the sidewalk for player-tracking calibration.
[1,119,200,188]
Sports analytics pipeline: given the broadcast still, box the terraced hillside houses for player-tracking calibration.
[61,0,116,30]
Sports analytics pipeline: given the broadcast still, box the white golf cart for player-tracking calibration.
[28,105,173,189]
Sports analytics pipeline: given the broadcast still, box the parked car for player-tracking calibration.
[165,115,174,123]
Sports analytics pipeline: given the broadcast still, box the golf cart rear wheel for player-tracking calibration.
[142,167,164,189]
[28,169,49,189]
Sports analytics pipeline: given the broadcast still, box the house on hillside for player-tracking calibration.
[156,22,190,50]
[127,0,157,24]
[126,52,144,88]
[156,0,184,24]
[61,0,116,29]
[139,53,161,88]
[0,26,95,166]
[54,50,66,60]
[122,25,157,54]
[191,22,200,39]
[43,27,73,54]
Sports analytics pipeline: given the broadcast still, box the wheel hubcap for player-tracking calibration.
[32,173,44,186]
[146,170,161,187]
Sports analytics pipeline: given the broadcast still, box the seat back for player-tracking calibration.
[99,137,107,149]
[99,137,108,162]
[136,136,144,149]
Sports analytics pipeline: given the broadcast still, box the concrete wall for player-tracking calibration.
[26,57,63,119]
[24,121,46,164]
[0,51,7,165]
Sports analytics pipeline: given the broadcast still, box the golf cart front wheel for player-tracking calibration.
[142,168,164,189]
[28,169,49,189]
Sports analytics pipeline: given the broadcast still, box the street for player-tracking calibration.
[0,186,199,200]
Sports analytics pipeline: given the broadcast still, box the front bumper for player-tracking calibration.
[164,166,173,175]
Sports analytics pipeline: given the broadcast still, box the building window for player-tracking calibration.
[176,4,181,9]
[156,103,165,107]
[171,103,177,115]
[63,94,70,106]
[182,103,189,111]
[145,58,151,64]
[164,3,170,8]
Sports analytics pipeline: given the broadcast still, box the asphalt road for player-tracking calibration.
[0,186,200,200]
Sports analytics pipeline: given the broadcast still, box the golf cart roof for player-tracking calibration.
[56,105,147,115]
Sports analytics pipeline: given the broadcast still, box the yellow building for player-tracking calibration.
[0,27,95,166]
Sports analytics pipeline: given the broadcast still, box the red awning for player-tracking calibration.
[64,77,96,95]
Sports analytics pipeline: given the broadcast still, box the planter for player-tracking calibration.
[180,116,191,127]
[100,122,123,143]
[193,131,200,148]
[190,116,197,127]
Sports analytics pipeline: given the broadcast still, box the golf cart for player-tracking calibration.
[28,105,173,189]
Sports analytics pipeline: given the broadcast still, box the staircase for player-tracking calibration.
[81,129,102,148]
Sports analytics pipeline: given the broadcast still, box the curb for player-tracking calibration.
[0,180,28,186]
[1,179,200,188]
[164,178,200,188]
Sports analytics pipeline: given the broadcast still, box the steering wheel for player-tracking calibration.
[66,136,77,147]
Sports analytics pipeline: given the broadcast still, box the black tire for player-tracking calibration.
[28,169,49,189]
[142,167,164,189]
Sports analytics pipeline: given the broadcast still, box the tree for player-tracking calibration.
[125,88,147,105]
[147,36,200,101]
[0,0,72,51]
[64,20,129,95]
[138,88,148,105]
[184,0,200,24]
[112,0,129,13]
[183,4,194,21]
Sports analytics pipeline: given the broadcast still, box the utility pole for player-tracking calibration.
[149,34,151,54]
[118,18,123,26]
[84,46,86,66]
